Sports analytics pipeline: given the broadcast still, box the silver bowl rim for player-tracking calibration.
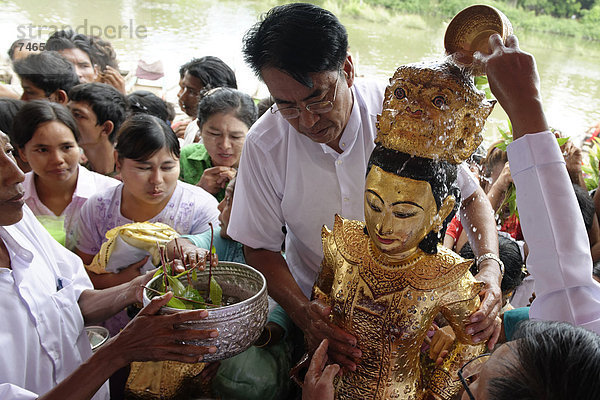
[142,261,267,312]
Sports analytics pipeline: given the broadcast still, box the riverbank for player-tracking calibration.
[324,0,600,41]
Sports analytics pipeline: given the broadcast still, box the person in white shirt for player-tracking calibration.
[12,100,119,250]
[228,3,502,370]
[0,130,218,400]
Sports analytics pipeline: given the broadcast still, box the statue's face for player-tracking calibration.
[364,166,440,260]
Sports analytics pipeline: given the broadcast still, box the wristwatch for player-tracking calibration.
[476,252,505,276]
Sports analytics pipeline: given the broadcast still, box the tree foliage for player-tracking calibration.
[514,0,596,17]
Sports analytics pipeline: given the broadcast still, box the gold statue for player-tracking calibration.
[313,60,494,400]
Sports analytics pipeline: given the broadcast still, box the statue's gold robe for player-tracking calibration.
[313,215,487,400]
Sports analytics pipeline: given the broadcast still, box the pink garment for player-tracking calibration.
[23,165,120,250]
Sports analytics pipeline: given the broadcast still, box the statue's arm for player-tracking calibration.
[424,277,487,400]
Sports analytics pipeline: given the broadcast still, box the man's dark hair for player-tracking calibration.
[45,29,96,65]
[366,145,460,254]
[115,114,179,161]
[242,3,348,87]
[461,234,525,294]
[572,183,595,230]
[11,100,79,148]
[197,88,258,130]
[126,90,171,123]
[179,56,237,92]
[0,98,25,136]
[488,320,600,400]
[68,82,127,143]
[13,51,80,96]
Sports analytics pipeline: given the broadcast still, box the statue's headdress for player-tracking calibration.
[375,60,495,164]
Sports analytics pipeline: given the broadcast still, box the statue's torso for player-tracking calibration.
[315,216,484,400]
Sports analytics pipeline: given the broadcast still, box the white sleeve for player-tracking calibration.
[0,384,38,400]
[508,131,600,333]
[227,135,286,252]
[456,162,478,200]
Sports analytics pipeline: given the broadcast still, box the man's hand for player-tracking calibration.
[428,325,455,365]
[198,166,237,195]
[173,120,191,139]
[296,299,361,371]
[110,292,218,365]
[473,34,548,139]
[302,339,339,400]
[467,262,502,348]
[97,66,127,94]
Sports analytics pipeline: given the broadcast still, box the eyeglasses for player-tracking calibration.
[458,353,491,400]
[270,72,341,120]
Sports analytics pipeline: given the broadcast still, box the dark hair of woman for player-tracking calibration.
[126,90,171,122]
[366,144,460,254]
[115,114,179,162]
[11,100,79,148]
[197,88,258,130]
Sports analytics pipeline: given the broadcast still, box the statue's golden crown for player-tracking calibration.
[376,60,495,164]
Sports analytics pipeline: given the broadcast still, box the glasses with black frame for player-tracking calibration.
[270,71,341,120]
[458,352,491,400]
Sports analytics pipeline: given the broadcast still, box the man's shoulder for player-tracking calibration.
[353,79,387,113]
[245,111,291,150]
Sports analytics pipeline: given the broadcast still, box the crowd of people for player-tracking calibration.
[1,2,599,400]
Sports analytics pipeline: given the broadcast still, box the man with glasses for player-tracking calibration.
[228,3,502,371]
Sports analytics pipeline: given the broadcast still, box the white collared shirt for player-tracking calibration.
[0,207,109,399]
[228,79,479,297]
[23,165,120,250]
[508,131,600,333]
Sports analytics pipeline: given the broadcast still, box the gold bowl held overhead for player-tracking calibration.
[444,4,512,73]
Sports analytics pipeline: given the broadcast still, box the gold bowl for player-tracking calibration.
[444,4,512,71]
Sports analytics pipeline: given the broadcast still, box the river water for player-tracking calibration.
[2,0,600,147]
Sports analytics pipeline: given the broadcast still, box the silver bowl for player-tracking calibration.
[143,261,268,362]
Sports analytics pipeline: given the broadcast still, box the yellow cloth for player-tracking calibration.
[87,222,179,274]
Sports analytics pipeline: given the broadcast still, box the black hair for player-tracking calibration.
[572,183,595,231]
[115,114,179,161]
[0,98,25,135]
[242,3,348,87]
[13,51,80,96]
[461,234,525,294]
[89,36,119,70]
[45,29,95,66]
[197,88,258,130]
[7,39,40,61]
[68,82,127,143]
[488,320,600,400]
[11,100,79,147]
[366,145,460,254]
[179,56,237,93]
[126,90,171,123]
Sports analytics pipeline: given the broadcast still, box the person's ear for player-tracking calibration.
[114,150,122,172]
[50,89,69,105]
[100,120,114,138]
[343,53,355,87]
[17,147,28,163]
[433,195,456,233]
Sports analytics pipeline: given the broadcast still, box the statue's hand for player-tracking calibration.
[466,263,503,348]
[299,299,361,371]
